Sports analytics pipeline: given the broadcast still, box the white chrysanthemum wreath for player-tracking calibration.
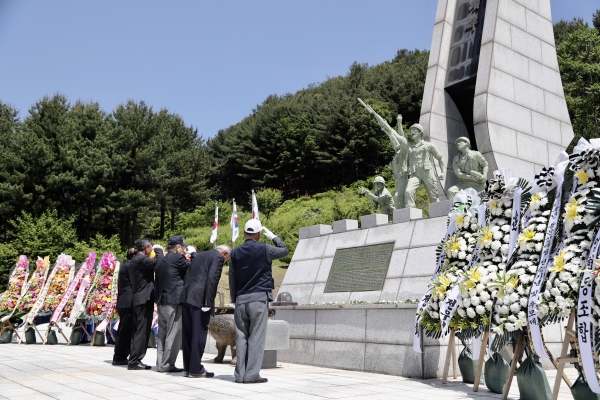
[419,189,482,339]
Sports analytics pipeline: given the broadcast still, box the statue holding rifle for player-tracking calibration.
[358,99,409,209]
[358,98,446,208]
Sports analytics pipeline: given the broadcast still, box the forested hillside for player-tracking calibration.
[208,49,429,201]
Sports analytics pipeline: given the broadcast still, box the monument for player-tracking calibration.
[274,0,574,379]
[420,0,574,186]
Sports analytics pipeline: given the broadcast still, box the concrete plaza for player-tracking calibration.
[0,340,578,400]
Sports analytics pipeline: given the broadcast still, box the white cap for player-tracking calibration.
[244,219,262,234]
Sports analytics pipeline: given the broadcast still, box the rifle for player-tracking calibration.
[358,98,402,149]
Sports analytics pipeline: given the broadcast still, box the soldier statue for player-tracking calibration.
[358,99,408,209]
[359,176,395,220]
[447,136,489,199]
[358,99,446,209]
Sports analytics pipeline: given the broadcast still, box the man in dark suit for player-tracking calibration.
[229,219,288,384]
[128,238,163,370]
[180,244,231,378]
[154,235,192,373]
[112,248,138,365]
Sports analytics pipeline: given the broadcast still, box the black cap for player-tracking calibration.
[168,235,188,247]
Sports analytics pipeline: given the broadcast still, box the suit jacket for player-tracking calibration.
[155,252,190,305]
[116,260,133,309]
[129,249,163,308]
[180,250,224,310]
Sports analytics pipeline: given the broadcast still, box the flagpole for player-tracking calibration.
[213,202,217,250]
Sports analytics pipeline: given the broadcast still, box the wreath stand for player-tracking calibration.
[17,321,45,344]
[473,330,490,391]
[68,320,92,345]
[550,312,576,400]
[441,329,458,383]
[492,323,574,400]
[0,319,21,343]
[43,313,69,345]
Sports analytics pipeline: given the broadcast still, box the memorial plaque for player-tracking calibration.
[324,242,394,293]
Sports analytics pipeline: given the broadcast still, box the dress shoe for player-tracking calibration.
[167,367,184,373]
[184,371,189,377]
[244,377,268,384]
[188,371,215,378]
[128,362,151,370]
[112,360,128,366]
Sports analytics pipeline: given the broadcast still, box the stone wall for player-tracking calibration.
[278,212,447,306]
[473,0,573,179]
[274,304,567,378]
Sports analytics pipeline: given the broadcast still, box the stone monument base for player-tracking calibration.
[273,304,566,378]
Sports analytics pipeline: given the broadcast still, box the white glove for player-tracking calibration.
[201,307,210,312]
[187,246,196,254]
[262,226,276,240]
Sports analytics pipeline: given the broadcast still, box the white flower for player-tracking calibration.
[476,305,486,315]
[463,297,471,307]
[559,283,570,293]
[499,305,509,314]
[457,307,466,317]
[480,291,490,302]
[520,297,528,308]
[476,283,485,293]
[504,209,512,218]
[466,307,476,318]
[505,322,515,331]
[501,225,511,232]
[509,292,520,303]
[510,303,521,313]
[458,251,466,260]
[485,300,494,310]
[493,231,503,240]
[551,287,561,297]
[491,241,502,251]
[471,296,481,306]
[533,232,545,241]
[508,315,517,323]
[431,311,439,319]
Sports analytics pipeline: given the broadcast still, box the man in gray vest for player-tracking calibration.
[229,219,289,383]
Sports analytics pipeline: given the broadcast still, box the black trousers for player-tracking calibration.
[129,301,153,365]
[182,303,210,374]
[113,307,133,362]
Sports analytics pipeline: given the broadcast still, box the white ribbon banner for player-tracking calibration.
[508,187,523,260]
[528,180,564,358]
[440,286,461,338]
[577,228,600,394]
[413,219,457,353]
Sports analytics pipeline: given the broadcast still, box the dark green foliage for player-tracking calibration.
[208,49,429,202]
[554,17,588,47]
[557,25,600,151]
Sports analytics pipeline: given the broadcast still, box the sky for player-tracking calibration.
[0,0,597,139]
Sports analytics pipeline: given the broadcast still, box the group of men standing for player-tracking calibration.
[110,219,288,384]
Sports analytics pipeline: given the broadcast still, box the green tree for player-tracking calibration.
[554,17,587,47]
[0,102,28,239]
[558,25,600,148]
[255,188,283,221]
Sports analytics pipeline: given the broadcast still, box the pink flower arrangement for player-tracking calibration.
[64,253,97,317]
[39,255,75,314]
[85,252,118,321]
[0,256,29,315]
[17,256,50,313]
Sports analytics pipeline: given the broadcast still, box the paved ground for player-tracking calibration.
[0,339,579,400]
